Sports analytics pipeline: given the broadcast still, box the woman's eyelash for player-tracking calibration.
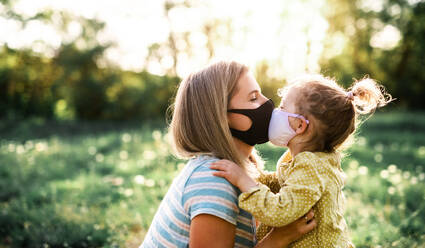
[250,97,257,102]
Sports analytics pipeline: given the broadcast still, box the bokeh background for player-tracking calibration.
[1,0,424,247]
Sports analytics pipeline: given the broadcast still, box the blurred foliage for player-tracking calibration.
[52,43,180,120]
[1,0,424,247]
[255,61,286,105]
[320,0,425,109]
[0,44,180,120]
[1,0,424,121]
[0,3,180,121]
[0,112,424,247]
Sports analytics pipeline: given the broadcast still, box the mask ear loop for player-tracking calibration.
[285,112,310,124]
[293,114,309,134]
[296,114,309,125]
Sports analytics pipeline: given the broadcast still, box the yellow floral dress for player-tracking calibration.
[240,151,355,248]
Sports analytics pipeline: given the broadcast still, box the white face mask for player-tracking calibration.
[268,109,309,147]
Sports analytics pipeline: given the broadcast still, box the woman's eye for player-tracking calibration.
[250,97,257,102]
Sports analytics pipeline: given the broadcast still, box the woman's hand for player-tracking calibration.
[210,160,258,192]
[256,210,317,248]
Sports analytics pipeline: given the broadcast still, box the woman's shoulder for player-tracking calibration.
[185,155,239,194]
[183,155,241,223]
[188,154,219,169]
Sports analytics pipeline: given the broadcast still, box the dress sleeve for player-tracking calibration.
[256,171,280,193]
[182,164,240,225]
[239,152,324,227]
[255,150,292,193]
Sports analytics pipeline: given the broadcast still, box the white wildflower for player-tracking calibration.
[143,150,156,160]
[380,170,389,179]
[16,145,25,154]
[88,146,97,155]
[388,164,397,173]
[95,153,104,162]
[122,133,132,143]
[387,186,396,195]
[152,130,162,141]
[358,166,368,175]
[119,150,128,160]
[402,171,410,179]
[134,175,145,184]
[374,154,383,163]
[145,179,155,187]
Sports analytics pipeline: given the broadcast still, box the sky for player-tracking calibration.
[0,0,403,79]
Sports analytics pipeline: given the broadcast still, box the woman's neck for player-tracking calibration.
[233,138,254,159]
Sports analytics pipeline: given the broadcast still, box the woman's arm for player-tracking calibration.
[255,210,317,248]
[189,214,236,248]
[189,210,317,248]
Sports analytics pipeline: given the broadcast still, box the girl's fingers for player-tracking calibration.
[212,171,227,178]
[215,160,235,166]
[210,161,234,169]
[210,163,227,171]
[214,161,230,166]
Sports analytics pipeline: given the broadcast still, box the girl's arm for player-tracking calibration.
[211,154,324,227]
[256,151,292,193]
[189,214,236,248]
[256,171,280,193]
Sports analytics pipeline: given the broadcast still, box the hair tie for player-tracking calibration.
[346,91,354,101]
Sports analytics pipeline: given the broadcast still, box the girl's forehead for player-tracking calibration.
[279,86,302,110]
[280,85,299,99]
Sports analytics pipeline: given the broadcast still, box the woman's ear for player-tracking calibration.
[295,118,308,134]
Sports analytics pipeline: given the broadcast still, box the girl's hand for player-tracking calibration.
[210,160,258,192]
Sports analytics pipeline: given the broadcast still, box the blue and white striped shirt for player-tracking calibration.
[140,155,257,248]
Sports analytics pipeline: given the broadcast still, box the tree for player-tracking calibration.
[321,0,425,109]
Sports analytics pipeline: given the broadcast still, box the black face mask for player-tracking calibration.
[228,99,275,146]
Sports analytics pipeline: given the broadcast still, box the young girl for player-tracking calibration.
[211,74,392,247]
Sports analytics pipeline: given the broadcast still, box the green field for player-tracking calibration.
[1,112,425,248]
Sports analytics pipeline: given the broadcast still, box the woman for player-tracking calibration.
[140,61,316,248]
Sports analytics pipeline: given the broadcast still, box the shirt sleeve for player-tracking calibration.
[239,152,324,227]
[182,164,240,225]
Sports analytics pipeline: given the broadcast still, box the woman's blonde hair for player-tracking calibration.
[169,61,256,169]
[280,74,393,153]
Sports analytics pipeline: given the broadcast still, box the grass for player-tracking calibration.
[0,111,424,247]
